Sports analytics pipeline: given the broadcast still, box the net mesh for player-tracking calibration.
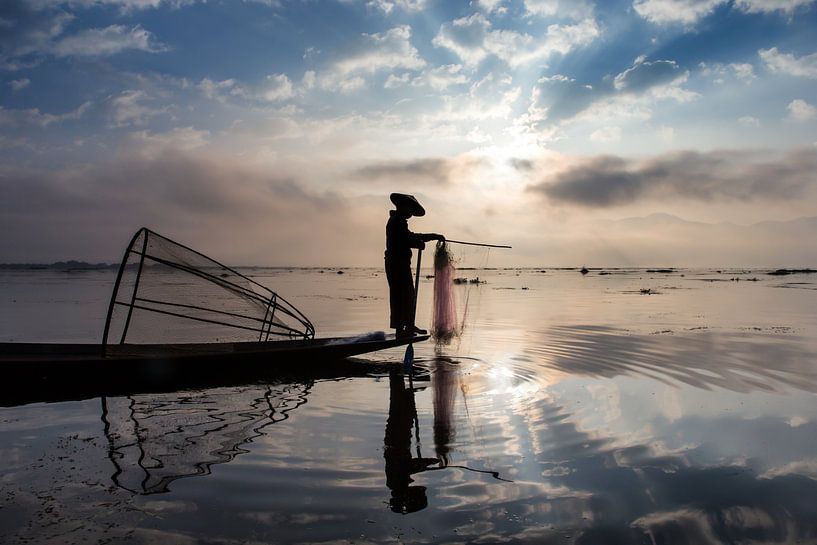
[104,229,314,346]
[432,242,458,341]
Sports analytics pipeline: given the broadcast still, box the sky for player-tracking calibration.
[1,0,816,267]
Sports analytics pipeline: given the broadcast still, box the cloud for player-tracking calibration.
[738,115,761,127]
[319,25,425,91]
[197,78,246,102]
[529,148,817,207]
[613,59,684,92]
[521,58,695,128]
[127,126,210,158]
[0,150,369,265]
[1,11,166,67]
[383,73,410,89]
[589,126,622,143]
[432,13,598,68]
[385,64,469,91]
[760,47,817,79]
[760,458,817,480]
[787,99,817,121]
[422,72,522,124]
[632,0,724,24]
[734,0,815,14]
[363,0,427,12]
[261,73,295,101]
[9,78,31,91]
[475,0,506,13]
[699,61,756,83]
[24,0,198,11]
[523,0,594,20]
[50,24,166,57]
[107,89,165,126]
[633,0,814,24]
[352,156,483,185]
[0,101,91,127]
[0,10,75,66]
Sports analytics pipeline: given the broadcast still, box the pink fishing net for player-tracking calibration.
[432,242,458,341]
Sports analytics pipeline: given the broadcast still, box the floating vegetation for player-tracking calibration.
[768,268,817,276]
[452,277,486,285]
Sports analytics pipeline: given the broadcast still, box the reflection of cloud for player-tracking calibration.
[526,326,817,394]
[529,148,817,207]
[760,458,817,480]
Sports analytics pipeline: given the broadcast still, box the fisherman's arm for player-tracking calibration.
[408,231,445,249]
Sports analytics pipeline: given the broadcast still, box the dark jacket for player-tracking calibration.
[385,211,427,261]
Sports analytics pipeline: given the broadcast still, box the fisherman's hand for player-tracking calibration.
[436,234,446,242]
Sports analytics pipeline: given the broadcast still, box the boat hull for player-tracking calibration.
[0,334,429,406]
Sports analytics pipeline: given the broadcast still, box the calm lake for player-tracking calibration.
[2,266,817,544]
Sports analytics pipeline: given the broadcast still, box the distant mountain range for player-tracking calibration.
[592,214,817,268]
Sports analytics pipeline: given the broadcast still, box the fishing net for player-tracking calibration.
[432,242,458,341]
[431,242,492,344]
[103,228,314,348]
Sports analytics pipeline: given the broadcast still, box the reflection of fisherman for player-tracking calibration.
[385,193,444,338]
[384,370,438,513]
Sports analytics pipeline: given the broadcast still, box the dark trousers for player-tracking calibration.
[385,254,415,331]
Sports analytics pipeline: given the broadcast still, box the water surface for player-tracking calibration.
[2,267,817,544]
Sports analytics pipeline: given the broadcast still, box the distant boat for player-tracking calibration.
[580,266,589,275]
[1,228,427,404]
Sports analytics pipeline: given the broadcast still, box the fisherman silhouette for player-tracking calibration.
[383,370,438,513]
[385,193,444,338]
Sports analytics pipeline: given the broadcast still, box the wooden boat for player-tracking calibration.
[0,334,428,406]
[2,228,427,405]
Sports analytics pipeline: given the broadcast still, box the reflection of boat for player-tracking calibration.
[1,228,428,404]
[101,382,311,494]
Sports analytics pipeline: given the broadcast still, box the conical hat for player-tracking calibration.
[390,193,426,216]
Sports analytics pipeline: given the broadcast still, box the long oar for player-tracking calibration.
[403,247,423,374]
[445,239,512,249]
